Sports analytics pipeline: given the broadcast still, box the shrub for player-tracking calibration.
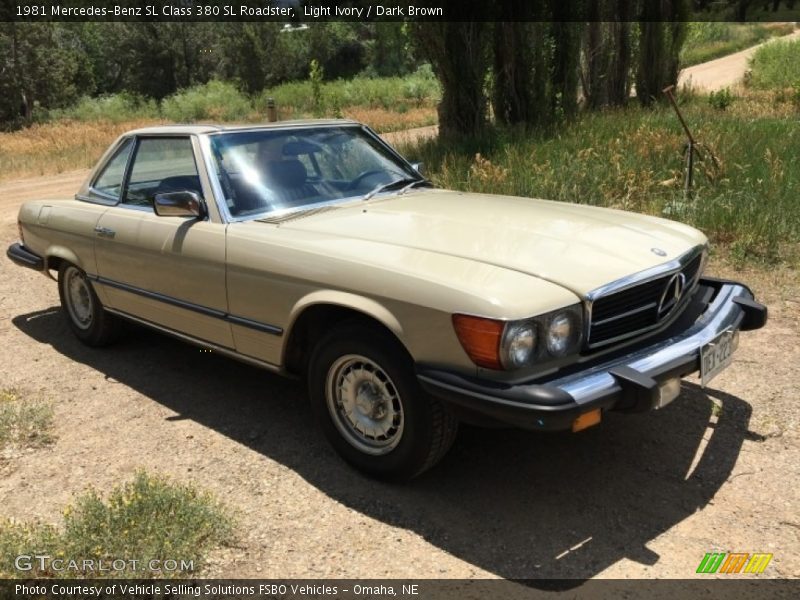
[49,93,158,123]
[708,88,735,110]
[161,81,253,122]
[0,471,234,578]
[256,68,440,117]
[0,388,53,452]
[749,39,800,90]
[309,59,324,116]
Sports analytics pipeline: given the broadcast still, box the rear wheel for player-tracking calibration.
[57,263,120,346]
[308,323,458,480]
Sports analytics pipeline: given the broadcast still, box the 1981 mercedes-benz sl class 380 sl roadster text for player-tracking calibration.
[7,120,767,479]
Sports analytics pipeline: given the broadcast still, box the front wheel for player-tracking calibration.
[308,324,458,480]
[57,263,120,346]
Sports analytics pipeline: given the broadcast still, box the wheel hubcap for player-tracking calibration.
[325,354,404,455]
[64,267,93,330]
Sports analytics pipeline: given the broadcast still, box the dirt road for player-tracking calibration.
[678,29,800,91]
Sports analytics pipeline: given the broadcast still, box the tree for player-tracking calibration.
[413,18,490,139]
[583,0,632,108]
[492,1,581,130]
[0,23,84,125]
[551,21,583,119]
[366,23,415,77]
[636,0,689,106]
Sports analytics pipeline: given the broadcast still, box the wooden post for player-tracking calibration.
[266,98,277,122]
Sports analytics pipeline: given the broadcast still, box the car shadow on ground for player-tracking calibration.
[15,307,756,584]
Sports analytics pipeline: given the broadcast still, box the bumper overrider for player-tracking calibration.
[418,277,767,432]
[6,243,44,271]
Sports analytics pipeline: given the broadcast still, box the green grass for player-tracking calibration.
[161,80,254,122]
[48,93,158,123]
[39,67,440,125]
[0,388,53,452]
[400,96,800,266]
[749,38,800,90]
[0,471,234,578]
[256,64,441,116]
[681,22,794,67]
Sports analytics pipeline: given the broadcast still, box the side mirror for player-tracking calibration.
[154,191,203,218]
[411,161,425,176]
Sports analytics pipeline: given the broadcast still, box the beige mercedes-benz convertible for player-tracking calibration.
[8,120,767,479]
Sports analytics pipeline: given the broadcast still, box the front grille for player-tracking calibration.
[587,250,704,348]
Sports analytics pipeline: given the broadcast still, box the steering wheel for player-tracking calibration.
[346,169,393,191]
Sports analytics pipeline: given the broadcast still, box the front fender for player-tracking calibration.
[284,290,405,353]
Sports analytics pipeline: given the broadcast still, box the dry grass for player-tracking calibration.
[341,106,437,133]
[0,107,437,182]
[0,388,54,457]
[0,119,164,182]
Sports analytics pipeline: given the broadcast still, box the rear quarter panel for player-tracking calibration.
[20,199,107,278]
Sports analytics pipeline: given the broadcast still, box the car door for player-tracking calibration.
[93,135,233,348]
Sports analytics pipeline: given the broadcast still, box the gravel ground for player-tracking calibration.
[0,133,798,583]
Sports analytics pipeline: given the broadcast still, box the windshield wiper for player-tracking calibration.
[398,178,431,195]
[361,177,425,202]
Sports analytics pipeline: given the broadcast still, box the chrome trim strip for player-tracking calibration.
[75,193,118,207]
[199,134,236,224]
[88,274,283,336]
[556,281,751,405]
[104,307,284,374]
[206,121,360,136]
[586,245,705,302]
[592,301,657,326]
[80,137,135,206]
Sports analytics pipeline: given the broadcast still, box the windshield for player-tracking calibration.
[207,126,423,218]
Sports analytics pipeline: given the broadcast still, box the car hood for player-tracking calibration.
[278,189,707,297]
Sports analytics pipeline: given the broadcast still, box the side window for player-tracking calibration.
[91,138,133,201]
[123,137,200,207]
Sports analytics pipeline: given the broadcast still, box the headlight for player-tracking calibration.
[453,304,583,371]
[501,323,537,369]
[546,312,577,356]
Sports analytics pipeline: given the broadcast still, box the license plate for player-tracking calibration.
[700,329,735,387]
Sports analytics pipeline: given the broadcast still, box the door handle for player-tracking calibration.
[94,226,116,238]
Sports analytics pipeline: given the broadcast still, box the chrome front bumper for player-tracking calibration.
[418,278,767,431]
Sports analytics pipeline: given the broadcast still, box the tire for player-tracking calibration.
[308,323,458,480]
[57,262,121,346]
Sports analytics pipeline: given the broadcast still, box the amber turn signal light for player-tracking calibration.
[452,314,504,370]
[572,408,601,432]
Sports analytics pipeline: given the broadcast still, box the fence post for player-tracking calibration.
[266,98,278,122]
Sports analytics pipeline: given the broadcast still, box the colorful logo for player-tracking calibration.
[696,552,773,574]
